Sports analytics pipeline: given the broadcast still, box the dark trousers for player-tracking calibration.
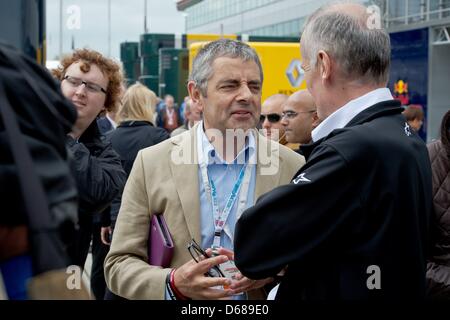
[104,287,127,300]
[67,216,92,268]
[67,216,109,300]
[103,224,126,301]
[91,221,109,300]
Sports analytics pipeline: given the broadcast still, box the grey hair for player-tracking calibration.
[301,1,391,85]
[189,39,263,97]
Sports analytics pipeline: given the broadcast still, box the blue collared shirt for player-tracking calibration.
[196,122,257,250]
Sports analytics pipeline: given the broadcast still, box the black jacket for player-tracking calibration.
[235,100,433,300]
[66,122,126,223]
[107,120,169,224]
[0,42,78,266]
[0,43,78,228]
[65,121,126,266]
[108,120,169,175]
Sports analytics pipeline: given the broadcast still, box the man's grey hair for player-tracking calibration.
[189,39,263,97]
[301,1,391,85]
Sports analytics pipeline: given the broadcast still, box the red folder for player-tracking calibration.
[148,214,174,267]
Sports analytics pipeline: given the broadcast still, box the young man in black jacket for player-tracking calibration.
[234,2,433,301]
[53,49,126,299]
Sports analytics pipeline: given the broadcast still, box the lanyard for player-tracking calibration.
[199,146,253,248]
[166,108,175,125]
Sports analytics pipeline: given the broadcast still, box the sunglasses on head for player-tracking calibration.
[260,113,281,123]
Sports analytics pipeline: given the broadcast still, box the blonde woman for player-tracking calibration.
[106,83,169,227]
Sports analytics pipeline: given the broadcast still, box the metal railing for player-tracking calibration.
[384,0,450,28]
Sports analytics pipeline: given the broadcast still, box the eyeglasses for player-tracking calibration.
[281,110,316,119]
[63,75,107,94]
[260,113,281,123]
[187,239,225,277]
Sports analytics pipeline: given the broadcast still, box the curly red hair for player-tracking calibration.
[52,48,124,114]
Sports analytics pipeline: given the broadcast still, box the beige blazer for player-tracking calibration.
[104,123,305,299]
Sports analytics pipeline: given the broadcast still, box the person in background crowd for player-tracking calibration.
[260,94,298,150]
[156,94,182,133]
[156,96,164,113]
[260,94,287,141]
[52,48,126,300]
[170,97,202,137]
[426,109,450,299]
[403,104,424,132]
[234,2,433,301]
[178,96,190,124]
[107,83,169,181]
[281,90,319,146]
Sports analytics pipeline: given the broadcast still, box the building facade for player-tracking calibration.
[178,0,350,37]
[177,0,450,141]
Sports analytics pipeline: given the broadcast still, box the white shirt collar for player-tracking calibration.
[106,113,117,129]
[311,88,394,142]
[196,121,256,165]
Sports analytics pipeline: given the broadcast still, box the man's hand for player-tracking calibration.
[228,273,274,295]
[214,247,274,295]
[173,253,234,300]
[100,226,112,245]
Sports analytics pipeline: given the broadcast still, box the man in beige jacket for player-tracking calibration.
[104,39,304,300]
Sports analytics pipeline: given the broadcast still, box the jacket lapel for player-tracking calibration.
[254,133,282,200]
[168,124,201,242]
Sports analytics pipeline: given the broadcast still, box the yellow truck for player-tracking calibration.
[189,41,306,101]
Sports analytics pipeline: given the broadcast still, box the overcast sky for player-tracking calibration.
[46,0,185,61]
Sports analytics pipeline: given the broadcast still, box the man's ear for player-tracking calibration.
[317,50,331,83]
[311,111,321,129]
[187,81,203,112]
